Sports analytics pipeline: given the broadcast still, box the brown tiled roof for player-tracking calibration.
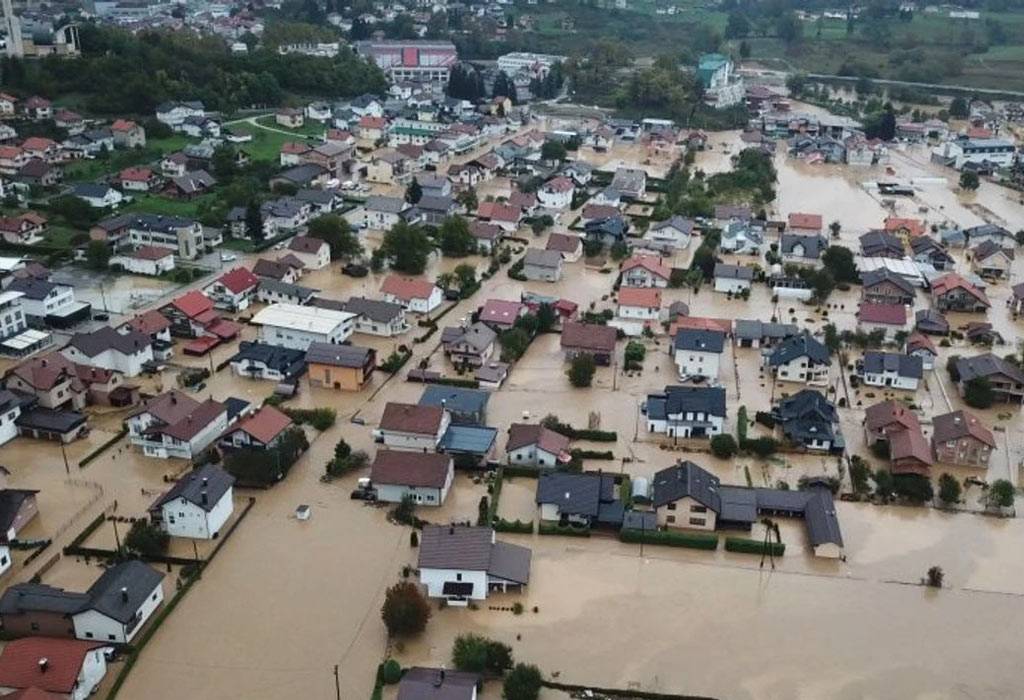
[932,410,995,448]
[889,426,933,474]
[864,400,921,434]
[379,402,444,435]
[560,321,617,354]
[288,235,326,255]
[0,638,106,694]
[546,233,582,253]
[506,423,570,457]
[381,275,435,301]
[227,405,293,444]
[370,450,451,488]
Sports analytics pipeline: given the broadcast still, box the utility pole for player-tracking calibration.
[112,517,122,554]
[59,441,70,475]
[333,665,341,700]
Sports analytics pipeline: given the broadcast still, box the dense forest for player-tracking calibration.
[0,24,387,116]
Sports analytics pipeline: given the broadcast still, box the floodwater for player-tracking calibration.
[4,110,1024,699]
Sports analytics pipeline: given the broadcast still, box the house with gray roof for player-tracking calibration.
[719,220,764,255]
[397,668,481,700]
[536,471,624,527]
[62,326,153,378]
[733,320,798,349]
[861,268,916,306]
[441,322,496,368]
[416,525,531,603]
[955,353,1024,403]
[256,279,318,306]
[780,233,827,267]
[522,248,564,282]
[338,296,409,337]
[148,464,235,540]
[419,385,489,426]
[713,263,754,293]
[766,333,831,386]
[228,341,306,382]
[671,328,725,379]
[860,351,922,391]
[643,215,693,252]
[644,385,726,439]
[772,389,844,453]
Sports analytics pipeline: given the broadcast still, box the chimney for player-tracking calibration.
[38,658,48,673]
[434,668,446,687]
[201,490,208,505]
[448,524,454,535]
[120,587,128,603]
[202,477,209,487]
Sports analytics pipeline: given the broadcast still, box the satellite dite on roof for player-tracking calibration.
[295,505,311,521]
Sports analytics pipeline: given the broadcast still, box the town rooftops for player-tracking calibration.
[216,267,260,295]
[930,273,990,306]
[780,233,826,258]
[787,212,822,230]
[151,463,235,513]
[168,290,214,318]
[857,302,907,326]
[339,296,404,323]
[67,326,150,358]
[380,402,445,435]
[545,232,582,253]
[621,255,670,280]
[972,238,1014,261]
[523,248,562,270]
[865,399,921,434]
[863,351,922,379]
[714,263,754,280]
[397,667,480,700]
[381,275,436,301]
[861,267,916,295]
[956,353,1024,384]
[673,328,725,353]
[535,471,617,518]
[506,423,571,458]
[7,277,64,301]
[560,321,616,354]
[305,342,374,368]
[932,410,995,447]
[229,343,305,380]
[225,404,293,445]
[0,638,107,694]
[417,525,531,584]
[257,279,318,303]
[83,560,165,624]
[251,303,355,334]
[479,299,525,325]
[419,385,489,416]
[733,319,797,341]
[370,450,451,488]
[288,235,328,255]
[0,583,89,616]
[652,460,721,510]
[768,333,830,366]
[618,287,662,309]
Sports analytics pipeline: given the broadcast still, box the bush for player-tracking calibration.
[381,350,412,374]
[224,427,309,485]
[538,522,591,537]
[986,479,1015,509]
[725,537,785,556]
[452,633,513,675]
[849,456,872,496]
[619,528,718,550]
[493,518,533,533]
[938,473,961,505]
[567,353,596,387]
[740,436,778,458]
[381,581,432,637]
[710,434,738,458]
[569,449,614,460]
[892,473,934,504]
[623,340,646,370]
[124,520,170,556]
[963,377,995,409]
[393,495,417,526]
[540,415,617,442]
[379,659,402,685]
[283,407,336,431]
[926,565,944,588]
[503,663,543,700]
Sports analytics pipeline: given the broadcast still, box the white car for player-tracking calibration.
[220,252,237,262]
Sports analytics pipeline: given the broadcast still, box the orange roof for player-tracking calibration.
[668,316,731,336]
[476,201,521,223]
[0,146,23,159]
[0,638,106,694]
[359,116,387,129]
[21,137,56,151]
[229,405,293,444]
[170,290,214,318]
[906,331,937,355]
[217,266,259,294]
[125,309,171,335]
[787,212,822,230]
[120,166,154,181]
[618,287,662,309]
[930,273,989,307]
[111,118,138,132]
[281,141,310,155]
[621,255,670,280]
[131,245,173,260]
[381,274,436,301]
[883,217,926,237]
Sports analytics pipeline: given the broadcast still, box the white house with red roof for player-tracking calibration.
[127,390,228,459]
[0,638,111,699]
[479,299,527,330]
[380,275,442,314]
[110,245,175,276]
[204,267,261,311]
[506,423,571,467]
[617,287,662,321]
[620,256,671,288]
[536,176,574,209]
[111,119,146,148]
[475,201,522,232]
[219,405,294,450]
[118,167,159,192]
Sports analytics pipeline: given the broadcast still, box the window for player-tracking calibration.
[108,634,116,641]
[85,631,94,638]
[690,505,707,513]
[666,515,676,524]
[456,573,462,581]
[667,502,676,511]
[689,517,706,526]
[30,622,39,631]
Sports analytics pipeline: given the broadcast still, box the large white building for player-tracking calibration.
[148,464,235,540]
[354,40,458,85]
[696,53,745,108]
[71,561,165,644]
[933,137,1016,170]
[671,329,724,379]
[417,525,531,604]
[251,303,356,351]
[497,52,565,78]
[62,326,153,377]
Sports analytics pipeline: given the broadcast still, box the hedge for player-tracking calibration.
[725,537,785,556]
[570,448,615,460]
[502,465,545,478]
[539,523,591,537]
[431,377,480,389]
[493,518,533,534]
[79,428,128,468]
[619,528,718,550]
[544,419,618,442]
[283,407,336,430]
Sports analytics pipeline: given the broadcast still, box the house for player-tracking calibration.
[932,410,994,468]
[15,406,88,444]
[522,249,563,282]
[475,362,509,390]
[397,667,481,700]
[719,220,764,255]
[733,320,798,349]
[4,354,86,411]
[70,560,165,644]
[0,212,46,245]
[417,525,530,603]
[671,329,724,379]
[864,399,921,448]
[348,195,408,230]
[915,308,949,336]
[770,275,814,300]
[787,212,823,234]
[535,471,624,528]
[469,221,503,254]
[773,390,844,454]
[584,217,628,247]
[545,233,582,262]
[441,322,497,368]
[148,464,235,540]
[126,390,228,459]
[955,354,1024,403]
[70,183,123,209]
[163,170,216,200]
[859,230,904,258]
[275,108,304,129]
[970,240,1013,279]
[780,234,827,267]
[380,275,443,314]
[159,291,226,339]
[766,333,831,385]
[377,402,450,451]
[118,167,159,193]
[106,213,203,260]
[861,268,915,306]
[883,216,927,242]
[156,101,205,128]
[620,256,670,288]
[0,489,38,540]
[287,235,331,270]
[62,327,152,378]
[337,297,409,337]
[6,278,91,329]
[561,322,617,365]
[475,202,522,232]
[220,405,294,450]
[204,267,260,312]
[506,423,571,467]
[251,303,355,351]
[930,273,989,312]
[419,386,489,426]
[644,385,726,439]
[111,119,146,148]
[906,332,938,370]
[610,167,646,199]
[228,342,306,383]
[581,204,621,225]
[713,263,753,294]
[270,163,329,190]
[856,302,908,339]
[109,246,175,277]
[252,258,302,284]
[537,176,574,209]
[617,287,661,325]
[370,450,453,505]
[479,299,527,331]
[306,342,376,391]
[909,236,954,271]
[0,638,111,697]
[860,351,922,391]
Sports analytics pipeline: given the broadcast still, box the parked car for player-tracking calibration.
[220,252,237,262]
[342,263,368,278]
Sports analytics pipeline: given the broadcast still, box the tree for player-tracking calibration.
[739,40,751,59]
[926,565,944,588]
[776,12,803,45]
[457,188,478,212]
[986,479,1015,509]
[453,263,477,294]
[725,12,750,38]
[624,340,645,370]
[821,246,858,283]
[503,663,542,700]
[124,520,170,556]
[540,140,567,162]
[893,474,934,503]
[567,353,597,387]
[378,221,434,274]
[492,71,515,101]
[710,434,738,458]
[949,96,969,118]
[828,221,841,238]
[849,456,871,496]
[959,171,980,191]
[938,473,961,505]
[536,303,556,333]
[452,633,514,674]
[405,178,423,204]
[381,581,431,637]
[51,195,101,229]
[879,106,897,141]
[500,328,530,362]
[85,240,111,271]
[964,377,995,408]
[211,145,239,179]
[245,199,264,241]
[874,468,894,499]
[438,216,477,257]
[823,323,841,354]
[307,214,363,260]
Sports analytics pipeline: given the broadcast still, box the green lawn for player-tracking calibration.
[254,114,327,137]
[63,134,197,184]
[226,122,319,162]
[122,194,215,218]
[40,225,89,249]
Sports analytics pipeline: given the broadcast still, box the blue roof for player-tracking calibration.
[419,385,490,416]
[439,425,498,455]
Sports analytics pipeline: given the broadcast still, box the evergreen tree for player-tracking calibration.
[245,199,264,241]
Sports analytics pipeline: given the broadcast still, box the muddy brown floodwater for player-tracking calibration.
[5,115,1024,700]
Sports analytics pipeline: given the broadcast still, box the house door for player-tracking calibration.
[691,427,706,438]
